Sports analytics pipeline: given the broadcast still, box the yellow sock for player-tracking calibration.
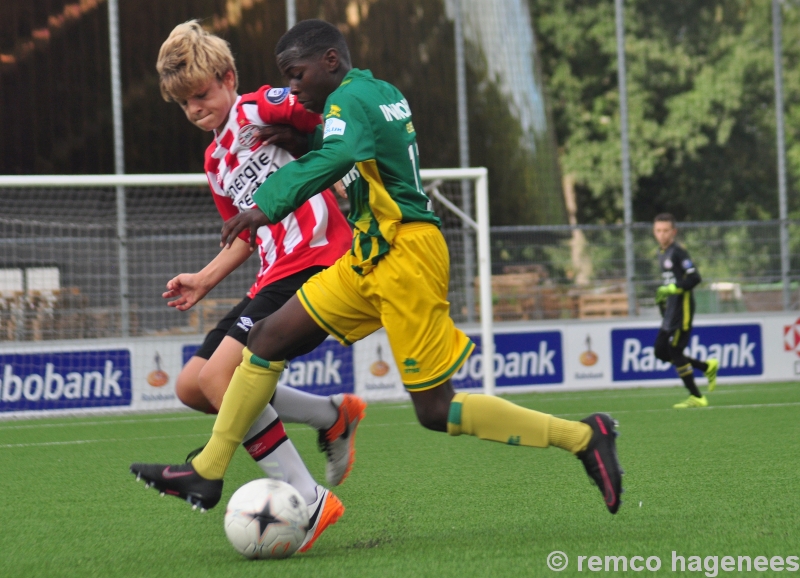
[192,348,284,479]
[549,415,592,454]
[447,393,591,454]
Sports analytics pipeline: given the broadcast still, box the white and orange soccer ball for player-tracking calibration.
[224,479,309,559]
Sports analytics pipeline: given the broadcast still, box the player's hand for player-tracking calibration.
[220,208,271,250]
[655,283,679,304]
[259,125,309,158]
[333,180,347,199]
[162,273,210,311]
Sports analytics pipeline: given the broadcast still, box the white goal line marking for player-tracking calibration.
[516,383,797,404]
[2,401,798,450]
[554,400,800,419]
[0,414,211,431]
[0,432,210,449]
[1,384,792,432]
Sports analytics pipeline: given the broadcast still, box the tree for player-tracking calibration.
[530,0,800,223]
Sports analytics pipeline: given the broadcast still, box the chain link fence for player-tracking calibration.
[1,174,797,341]
[486,221,800,323]
[0,174,492,342]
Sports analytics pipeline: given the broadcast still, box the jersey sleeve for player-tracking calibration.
[255,86,322,133]
[252,91,372,223]
[675,246,701,290]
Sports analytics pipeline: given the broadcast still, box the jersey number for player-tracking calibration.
[408,143,426,196]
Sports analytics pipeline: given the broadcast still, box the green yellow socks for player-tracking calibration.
[192,348,284,479]
[447,392,592,454]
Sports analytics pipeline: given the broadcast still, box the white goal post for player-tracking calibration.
[0,169,495,396]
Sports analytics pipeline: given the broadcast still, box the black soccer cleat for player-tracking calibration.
[129,461,223,511]
[576,413,623,514]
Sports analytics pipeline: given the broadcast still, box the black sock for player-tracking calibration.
[689,358,708,372]
[677,363,702,397]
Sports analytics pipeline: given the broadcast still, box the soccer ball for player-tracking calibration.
[224,479,309,559]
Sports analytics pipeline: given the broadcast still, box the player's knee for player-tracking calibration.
[669,351,688,366]
[654,342,670,362]
[174,375,194,406]
[175,370,209,411]
[414,404,448,432]
[410,383,454,432]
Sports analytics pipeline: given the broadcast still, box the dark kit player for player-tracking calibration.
[652,214,719,408]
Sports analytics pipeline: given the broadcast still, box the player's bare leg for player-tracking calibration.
[175,356,216,413]
[131,297,362,513]
[247,295,330,361]
[175,328,361,486]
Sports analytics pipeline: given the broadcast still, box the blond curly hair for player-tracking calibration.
[156,20,238,102]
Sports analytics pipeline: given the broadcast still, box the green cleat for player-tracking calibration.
[673,395,708,409]
[704,358,719,392]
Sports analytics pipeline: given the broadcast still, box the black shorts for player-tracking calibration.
[193,266,325,360]
[654,327,692,363]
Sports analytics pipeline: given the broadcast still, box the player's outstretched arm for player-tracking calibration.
[164,237,253,310]
[220,207,272,249]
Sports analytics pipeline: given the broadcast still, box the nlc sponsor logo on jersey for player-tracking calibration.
[0,350,131,412]
[452,331,563,389]
[323,118,346,139]
[611,325,762,381]
[182,340,353,397]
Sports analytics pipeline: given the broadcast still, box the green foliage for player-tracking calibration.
[530,0,800,223]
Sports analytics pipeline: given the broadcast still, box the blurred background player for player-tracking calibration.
[139,21,365,551]
[132,19,624,516]
[652,213,719,408]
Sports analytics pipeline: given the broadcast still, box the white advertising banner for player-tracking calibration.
[354,312,799,399]
[0,335,355,419]
[1,312,797,417]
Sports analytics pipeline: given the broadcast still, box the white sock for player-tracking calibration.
[242,405,318,505]
[271,384,338,431]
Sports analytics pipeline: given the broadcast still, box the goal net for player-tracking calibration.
[0,169,493,416]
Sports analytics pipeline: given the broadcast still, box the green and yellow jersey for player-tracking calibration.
[252,68,439,274]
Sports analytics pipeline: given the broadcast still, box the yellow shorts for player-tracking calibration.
[297,222,474,391]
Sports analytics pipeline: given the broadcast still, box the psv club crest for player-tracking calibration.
[237,124,262,148]
[783,317,800,357]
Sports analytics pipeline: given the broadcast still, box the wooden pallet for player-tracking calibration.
[579,293,629,319]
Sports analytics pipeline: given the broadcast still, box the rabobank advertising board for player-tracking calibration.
[611,324,763,382]
[0,313,790,416]
[183,338,353,398]
[0,350,131,412]
[353,316,783,398]
[452,331,564,389]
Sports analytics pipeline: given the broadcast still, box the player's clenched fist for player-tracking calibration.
[220,208,271,249]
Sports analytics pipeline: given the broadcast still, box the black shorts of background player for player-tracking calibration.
[652,213,718,409]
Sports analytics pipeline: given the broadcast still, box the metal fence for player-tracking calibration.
[1,171,797,343]
[0,171,496,344]
[487,220,800,322]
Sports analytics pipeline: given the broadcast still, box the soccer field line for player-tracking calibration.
[2,400,799,450]
[0,413,211,432]
[0,431,210,449]
[553,400,800,418]
[513,383,796,404]
[0,382,794,434]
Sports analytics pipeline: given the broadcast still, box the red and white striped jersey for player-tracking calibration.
[204,86,351,297]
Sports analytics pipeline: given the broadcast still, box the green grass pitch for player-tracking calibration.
[1,382,798,577]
